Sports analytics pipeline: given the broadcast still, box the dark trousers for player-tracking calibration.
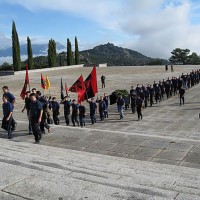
[102,82,105,88]
[131,104,136,113]
[7,117,13,139]
[104,108,109,118]
[137,106,142,120]
[155,93,160,102]
[180,96,184,105]
[99,110,104,121]
[53,111,59,125]
[166,90,169,99]
[150,95,153,106]
[40,118,50,133]
[71,114,79,126]
[31,118,42,142]
[64,111,70,125]
[144,98,148,108]
[174,87,177,96]
[90,112,96,124]
[79,115,85,127]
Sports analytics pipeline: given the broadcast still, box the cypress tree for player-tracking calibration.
[48,39,57,67]
[67,38,72,66]
[27,36,34,69]
[12,21,21,71]
[75,36,80,65]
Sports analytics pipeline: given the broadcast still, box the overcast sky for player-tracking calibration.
[0,0,200,59]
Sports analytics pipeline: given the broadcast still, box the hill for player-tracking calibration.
[80,43,168,66]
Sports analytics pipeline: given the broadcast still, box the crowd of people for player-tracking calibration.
[1,69,200,143]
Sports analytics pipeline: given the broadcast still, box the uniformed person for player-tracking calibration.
[60,96,71,126]
[22,91,32,134]
[2,95,14,139]
[88,98,97,124]
[136,96,143,121]
[117,95,125,119]
[29,93,43,144]
[51,97,60,125]
[103,93,109,118]
[71,99,79,127]
[79,102,86,127]
[179,87,185,106]
[2,86,16,130]
[98,96,106,121]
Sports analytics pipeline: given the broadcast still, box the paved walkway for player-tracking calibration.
[0,65,200,199]
[0,138,200,200]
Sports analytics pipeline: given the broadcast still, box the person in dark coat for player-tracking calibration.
[37,91,51,134]
[101,75,106,88]
[88,98,97,124]
[29,93,43,144]
[98,96,107,121]
[154,84,160,103]
[136,96,143,121]
[2,86,16,131]
[51,97,60,125]
[71,99,79,127]
[179,87,185,106]
[143,87,149,108]
[61,96,71,126]
[130,92,137,113]
[103,93,109,118]
[79,102,86,127]
[22,91,32,134]
[2,95,14,139]
[117,95,125,119]
[149,85,154,107]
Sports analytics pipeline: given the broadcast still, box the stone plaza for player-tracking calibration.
[0,65,200,199]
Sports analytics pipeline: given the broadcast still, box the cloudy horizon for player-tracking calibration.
[0,0,200,61]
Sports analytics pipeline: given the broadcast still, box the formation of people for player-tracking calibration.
[1,69,200,143]
[128,69,200,121]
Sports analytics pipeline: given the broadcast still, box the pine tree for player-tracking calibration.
[67,38,72,66]
[27,36,34,69]
[48,39,57,67]
[12,21,21,71]
[75,36,80,65]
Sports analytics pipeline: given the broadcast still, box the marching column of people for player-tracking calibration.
[2,69,200,143]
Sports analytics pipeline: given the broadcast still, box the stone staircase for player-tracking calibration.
[0,138,200,200]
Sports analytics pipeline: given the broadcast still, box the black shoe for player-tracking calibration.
[29,132,33,135]
[35,140,40,144]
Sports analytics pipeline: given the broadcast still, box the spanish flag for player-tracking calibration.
[46,75,50,90]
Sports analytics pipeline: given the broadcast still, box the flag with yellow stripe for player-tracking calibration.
[46,75,50,90]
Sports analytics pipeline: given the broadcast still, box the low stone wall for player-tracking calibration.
[0,70,15,76]
[99,63,107,67]
[15,64,84,75]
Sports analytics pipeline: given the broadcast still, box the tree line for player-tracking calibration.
[169,48,200,65]
[3,21,80,71]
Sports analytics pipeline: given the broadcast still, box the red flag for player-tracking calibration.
[65,83,69,94]
[69,75,85,93]
[20,83,27,100]
[41,73,46,89]
[84,65,98,99]
[25,64,30,84]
